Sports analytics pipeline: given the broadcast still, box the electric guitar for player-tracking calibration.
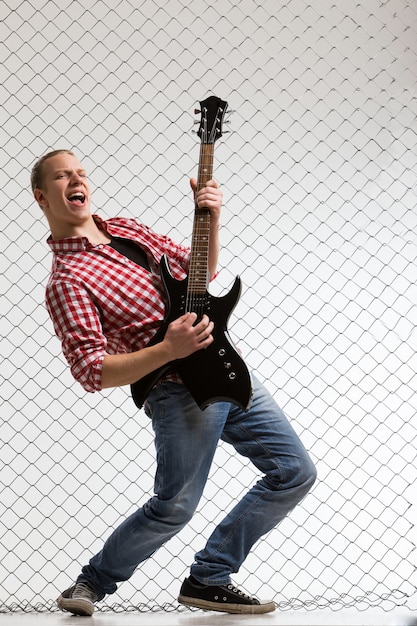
[131,95,253,411]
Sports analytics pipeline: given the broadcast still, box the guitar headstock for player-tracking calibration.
[195,95,228,145]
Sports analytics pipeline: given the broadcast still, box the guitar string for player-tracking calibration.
[189,153,202,318]
[186,111,218,319]
[189,142,211,319]
[199,142,212,289]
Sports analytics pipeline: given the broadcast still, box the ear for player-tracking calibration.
[34,188,47,209]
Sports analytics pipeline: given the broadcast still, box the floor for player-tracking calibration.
[0,609,416,625]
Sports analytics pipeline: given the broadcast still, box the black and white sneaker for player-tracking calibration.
[178,576,276,614]
[56,582,98,616]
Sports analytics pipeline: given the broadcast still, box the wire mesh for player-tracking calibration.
[1,0,417,615]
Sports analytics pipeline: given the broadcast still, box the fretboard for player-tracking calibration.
[188,143,214,296]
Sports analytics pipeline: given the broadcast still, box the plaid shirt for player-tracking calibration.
[46,215,190,393]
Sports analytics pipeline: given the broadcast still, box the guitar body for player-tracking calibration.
[130,255,253,410]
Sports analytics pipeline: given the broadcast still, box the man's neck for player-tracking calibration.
[50,216,111,245]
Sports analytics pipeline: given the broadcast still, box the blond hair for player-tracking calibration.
[30,149,76,192]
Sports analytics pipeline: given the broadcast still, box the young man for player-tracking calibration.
[32,149,316,616]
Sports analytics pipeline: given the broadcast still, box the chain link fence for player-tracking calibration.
[1,0,417,616]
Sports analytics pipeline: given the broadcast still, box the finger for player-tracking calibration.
[197,187,222,204]
[195,314,210,329]
[203,179,219,189]
[174,312,196,327]
[196,319,214,339]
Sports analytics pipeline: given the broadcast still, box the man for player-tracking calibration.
[32,149,316,616]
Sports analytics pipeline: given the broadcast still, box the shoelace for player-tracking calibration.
[226,584,252,600]
[73,583,96,601]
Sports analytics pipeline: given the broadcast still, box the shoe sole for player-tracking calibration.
[178,595,276,614]
[57,594,95,616]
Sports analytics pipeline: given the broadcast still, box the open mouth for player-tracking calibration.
[67,192,86,205]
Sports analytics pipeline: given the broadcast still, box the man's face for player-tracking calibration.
[34,153,92,236]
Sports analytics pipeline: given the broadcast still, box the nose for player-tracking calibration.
[69,170,83,183]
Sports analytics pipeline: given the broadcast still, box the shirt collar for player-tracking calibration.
[47,215,108,253]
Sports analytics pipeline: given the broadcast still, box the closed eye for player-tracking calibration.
[55,169,87,179]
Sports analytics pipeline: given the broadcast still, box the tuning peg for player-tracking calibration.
[194,108,201,114]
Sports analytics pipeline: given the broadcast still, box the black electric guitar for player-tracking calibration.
[131,96,253,411]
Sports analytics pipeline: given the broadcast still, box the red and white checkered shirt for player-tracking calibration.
[46,214,190,393]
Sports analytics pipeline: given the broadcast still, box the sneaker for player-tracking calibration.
[178,576,276,614]
[56,582,98,616]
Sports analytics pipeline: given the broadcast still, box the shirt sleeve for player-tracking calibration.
[45,277,107,393]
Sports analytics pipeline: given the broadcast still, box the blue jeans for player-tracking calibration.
[78,375,316,598]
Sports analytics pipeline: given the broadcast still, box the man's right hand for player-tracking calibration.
[163,312,214,360]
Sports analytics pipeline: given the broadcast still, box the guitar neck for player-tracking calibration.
[187,95,227,300]
[188,143,215,295]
